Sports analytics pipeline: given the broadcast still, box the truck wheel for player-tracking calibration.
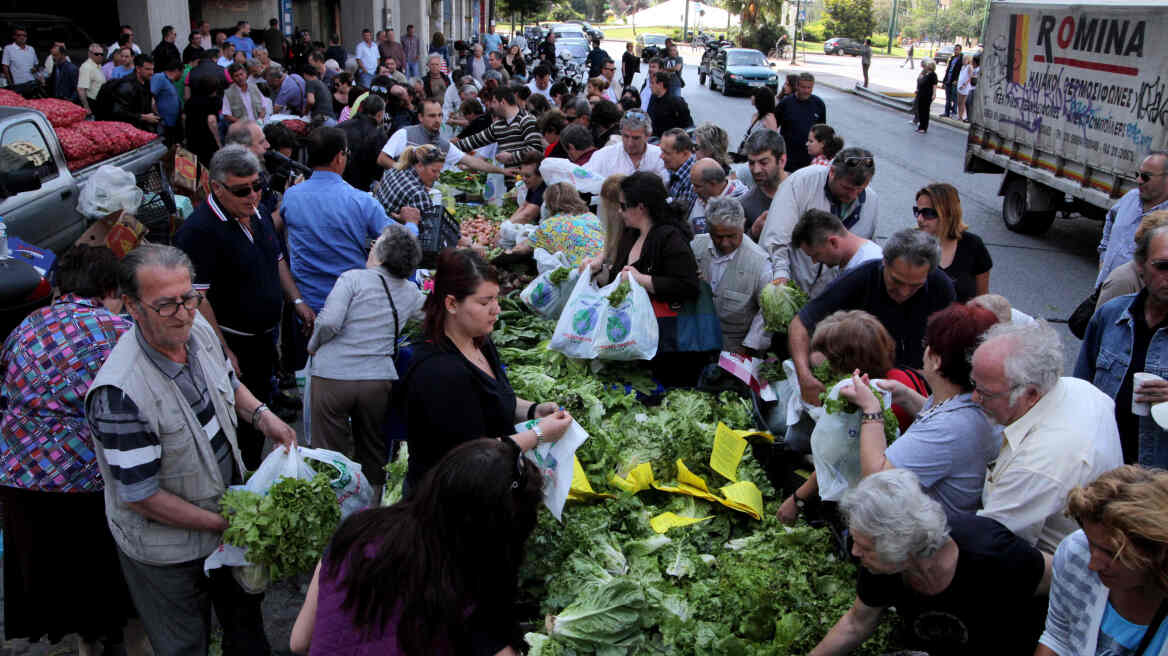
[1002,178,1056,235]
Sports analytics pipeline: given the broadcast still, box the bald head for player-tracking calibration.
[691,157,728,200]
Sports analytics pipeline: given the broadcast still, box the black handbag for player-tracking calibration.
[1068,286,1101,339]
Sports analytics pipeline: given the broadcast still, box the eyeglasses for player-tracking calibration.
[912,206,939,219]
[623,109,649,119]
[973,383,1018,402]
[221,180,264,197]
[89,51,104,57]
[136,291,204,317]
[1148,260,1168,272]
[843,156,875,169]
[1136,170,1167,183]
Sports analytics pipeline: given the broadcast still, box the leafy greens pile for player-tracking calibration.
[759,281,810,333]
[402,291,896,655]
[220,473,341,581]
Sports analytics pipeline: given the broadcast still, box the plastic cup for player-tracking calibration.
[1132,372,1163,416]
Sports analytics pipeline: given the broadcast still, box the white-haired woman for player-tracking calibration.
[307,225,425,496]
[914,59,938,134]
[809,469,1051,656]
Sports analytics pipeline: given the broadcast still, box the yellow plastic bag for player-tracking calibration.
[649,511,714,534]
[610,462,656,493]
[568,457,615,502]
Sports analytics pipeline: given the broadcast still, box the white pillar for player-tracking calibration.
[117,0,192,51]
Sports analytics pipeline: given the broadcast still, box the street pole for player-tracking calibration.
[791,0,799,65]
[887,0,898,54]
[683,0,690,43]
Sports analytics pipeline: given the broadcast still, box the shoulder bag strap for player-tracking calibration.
[1136,599,1168,656]
[377,275,401,360]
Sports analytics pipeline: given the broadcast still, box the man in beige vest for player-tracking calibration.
[86,245,296,654]
[690,196,773,352]
[222,62,266,123]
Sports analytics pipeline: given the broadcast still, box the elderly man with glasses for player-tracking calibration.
[972,321,1122,555]
[77,43,107,115]
[758,147,880,299]
[173,145,309,468]
[1095,151,1168,290]
[582,108,668,182]
[86,244,296,655]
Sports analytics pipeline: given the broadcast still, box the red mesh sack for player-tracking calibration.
[0,89,27,107]
[56,126,99,160]
[28,98,87,128]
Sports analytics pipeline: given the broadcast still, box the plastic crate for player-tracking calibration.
[134,163,178,244]
[417,206,461,268]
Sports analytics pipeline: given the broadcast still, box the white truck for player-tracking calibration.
[964,0,1168,234]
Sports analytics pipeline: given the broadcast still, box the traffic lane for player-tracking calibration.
[676,63,1098,367]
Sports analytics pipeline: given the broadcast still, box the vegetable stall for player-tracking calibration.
[385,277,898,654]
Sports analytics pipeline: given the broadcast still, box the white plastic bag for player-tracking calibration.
[538,157,605,195]
[484,173,505,206]
[809,379,892,501]
[514,418,590,521]
[498,219,538,250]
[549,272,606,359]
[298,446,377,520]
[77,165,142,218]
[592,273,658,361]
[520,249,579,319]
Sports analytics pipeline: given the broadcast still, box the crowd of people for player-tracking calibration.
[0,18,1167,656]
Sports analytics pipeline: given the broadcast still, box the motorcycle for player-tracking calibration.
[556,50,586,96]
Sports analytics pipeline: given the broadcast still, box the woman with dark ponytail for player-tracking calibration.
[806,123,844,167]
[394,249,573,494]
[581,171,706,387]
[290,438,544,655]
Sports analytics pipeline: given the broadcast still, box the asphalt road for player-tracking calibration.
[661,60,1103,371]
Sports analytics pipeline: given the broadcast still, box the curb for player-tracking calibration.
[813,76,969,130]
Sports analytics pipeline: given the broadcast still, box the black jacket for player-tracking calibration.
[187,60,227,99]
[607,223,699,303]
[338,113,390,192]
[647,93,693,138]
[152,41,181,71]
[943,56,963,86]
[104,75,155,131]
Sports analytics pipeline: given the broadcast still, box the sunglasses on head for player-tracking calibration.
[913,206,939,219]
[843,156,875,169]
[222,180,264,197]
[1136,170,1167,183]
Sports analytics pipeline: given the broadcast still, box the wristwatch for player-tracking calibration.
[792,494,806,513]
[533,421,546,444]
[293,298,304,305]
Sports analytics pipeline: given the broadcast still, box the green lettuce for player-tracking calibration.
[759,281,810,333]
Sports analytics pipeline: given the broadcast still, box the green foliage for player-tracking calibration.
[824,0,875,39]
[220,473,341,581]
[759,281,810,333]
[607,277,631,308]
[801,19,832,42]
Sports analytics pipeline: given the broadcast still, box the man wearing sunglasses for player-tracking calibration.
[758,147,879,299]
[86,244,295,655]
[77,43,106,116]
[1076,221,1168,470]
[1096,152,1168,289]
[174,146,309,469]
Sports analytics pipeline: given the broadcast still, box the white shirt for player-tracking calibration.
[604,83,620,104]
[106,42,142,58]
[978,377,1123,554]
[2,43,37,84]
[843,239,883,270]
[381,128,467,171]
[77,58,105,100]
[527,80,552,101]
[221,86,259,120]
[355,41,379,74]
[583,142,668,183]
[443,83,465,120]
[758,164,880,298]
[217,56,233,68]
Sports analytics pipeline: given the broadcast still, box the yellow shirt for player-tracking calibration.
[77,58,105,101]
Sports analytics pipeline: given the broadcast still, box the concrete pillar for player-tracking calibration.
[340,0,378,49]
[116,0,192,51]
[197,0,280,41]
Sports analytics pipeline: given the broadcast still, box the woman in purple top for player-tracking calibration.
[290,438,544,655]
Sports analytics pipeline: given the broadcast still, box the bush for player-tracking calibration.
[739,22,785,51]
[870,34,889,48]
[802,20,832,42]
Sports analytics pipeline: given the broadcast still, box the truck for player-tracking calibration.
[964,0,1167,234]
[0,106,168,252]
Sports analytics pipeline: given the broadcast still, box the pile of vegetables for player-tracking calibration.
[219,473,341,582]
[0,91,156,171]
[548,266,572,285]
[387,292,896,654]
[439,169,487,195]
[759,281,810,333]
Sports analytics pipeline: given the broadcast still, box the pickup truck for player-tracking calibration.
[0,106,167,251]
[964,0,1165,234]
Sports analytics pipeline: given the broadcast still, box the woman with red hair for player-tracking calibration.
[780,303,1001,522]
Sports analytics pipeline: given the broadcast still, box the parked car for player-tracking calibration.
[823,37,864,56]
[0,107,167,252]
[707,48,778,96]
[0,13,94,70]
[936,45,980,64]
[634,33,668,58]
[547,23,589,42]
[566,20,604,41]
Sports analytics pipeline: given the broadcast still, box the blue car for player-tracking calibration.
[707,48,779,96]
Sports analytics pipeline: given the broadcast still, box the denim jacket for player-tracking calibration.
[1073,292,1168,468]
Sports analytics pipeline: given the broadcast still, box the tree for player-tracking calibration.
[499,0,553,25]
[823,0,875,38]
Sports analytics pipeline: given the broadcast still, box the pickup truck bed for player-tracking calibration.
[0,106,167,252]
